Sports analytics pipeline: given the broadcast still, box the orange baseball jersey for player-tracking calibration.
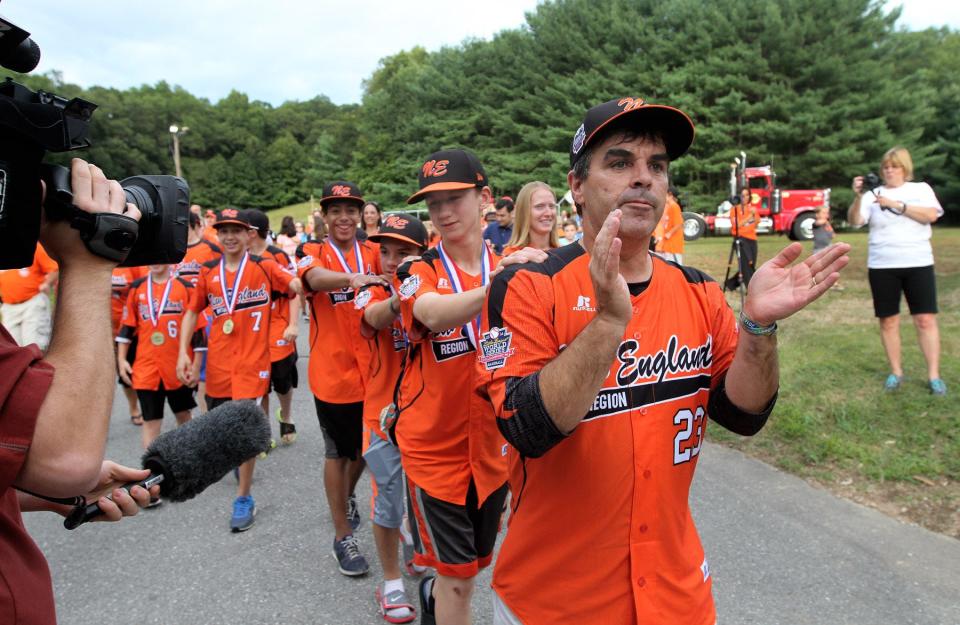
[0,244,58,304]
[660,197,685,254]
[202,226,219,244]
[174,238,222,286]
[478,247,738,625]
[732,200,758,240]
[118,275,205,390]
[260,244,297,362]
[296,239,380,403]
[394,245,507,506]
[189,253,294,399]
[111,266,147,336]
[355,284,406,441]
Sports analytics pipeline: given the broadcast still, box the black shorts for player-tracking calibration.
[137,382,196,421]
[269,351,298,395]
[407,479,508,578]
[314,398,363,460]
[116,337,138,388]
[868,265,938,318]
[205,395,232,411]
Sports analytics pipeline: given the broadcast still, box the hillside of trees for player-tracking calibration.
[8,0,959,219]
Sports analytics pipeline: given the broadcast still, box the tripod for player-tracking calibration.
[722,201,747,310]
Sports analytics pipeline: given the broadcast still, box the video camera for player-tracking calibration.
[861,172,881,194]
[0,16,188,270]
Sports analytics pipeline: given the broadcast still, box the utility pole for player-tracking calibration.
[169,124,189,178]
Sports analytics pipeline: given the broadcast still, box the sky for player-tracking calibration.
[2,0,958,106]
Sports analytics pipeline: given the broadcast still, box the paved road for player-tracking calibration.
[25,329,960,625]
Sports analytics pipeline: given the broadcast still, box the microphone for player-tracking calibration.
[64,400,271,529]
[0,17,42,73]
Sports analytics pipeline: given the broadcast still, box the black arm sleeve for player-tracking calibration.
[190,329,207,351]
[707,374,777,436]
[496,372,568,458]
[117,325,136,342]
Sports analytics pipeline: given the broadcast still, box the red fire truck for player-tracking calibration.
[683,152,831,241]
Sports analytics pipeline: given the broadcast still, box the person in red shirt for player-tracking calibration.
[177,208,301,532]
[175,211,222,412]
[394,150,543,625]
[298,181,383,577]
[117,264,206,457]
[477,97,850,625]
[356,214,429,623]
[245,210,300,444]
[112,265,148,425]
[0,243,58,351]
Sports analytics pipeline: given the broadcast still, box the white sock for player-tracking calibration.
[384,578,404,594]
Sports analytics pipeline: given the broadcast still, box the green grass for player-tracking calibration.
[263,200,320,231]
[686,229,959,487]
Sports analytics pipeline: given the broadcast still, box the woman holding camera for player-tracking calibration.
[848,146,945,395]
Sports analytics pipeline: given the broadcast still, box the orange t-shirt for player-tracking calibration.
[110,266,147,336]
[202,226,219,244]
[189,253,294,399]
[0,245,58,305]
[297,239,380,404]
[732,200,758,240]
[478,248,738,625]
[660,197,685,254]
[118,275,204,390]
[174,239,221,287]
[394,245,507,506]
[260,244,297,362]
[356,285,406,441]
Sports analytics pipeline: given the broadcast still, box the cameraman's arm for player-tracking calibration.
[15,160,142,498]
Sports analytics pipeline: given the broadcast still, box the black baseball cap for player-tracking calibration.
[214,207,252,229]
[368,213,428,249]
[245,209,270,237]
[407,148,488,205]
[570,97,695,167]
[320,181,364,209]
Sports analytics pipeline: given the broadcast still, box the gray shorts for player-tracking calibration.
[362,430,405,529]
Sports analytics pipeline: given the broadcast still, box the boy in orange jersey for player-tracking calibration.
[298,181,383,577]
[0,243,58,351]
[355,214,429,623]
[177,208,302,532]
[245,210,300,444]
[116,264,205,459]
[394,150,543,625]
[174,211,222,412]
[112,265,147,425]
[478,97,849,625]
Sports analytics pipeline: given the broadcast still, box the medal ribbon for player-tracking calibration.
[218,252,249,316]
[330,239,364,276]
[436,241,491,350]
[146,273,174,328]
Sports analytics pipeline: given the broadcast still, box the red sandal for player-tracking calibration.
[376,584,416,624]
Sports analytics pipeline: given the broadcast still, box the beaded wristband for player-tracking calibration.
[739,311,778,336]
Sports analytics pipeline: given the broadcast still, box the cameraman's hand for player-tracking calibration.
[39,158,142,270]
[851,176,864,196]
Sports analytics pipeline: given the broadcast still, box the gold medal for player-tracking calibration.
[150,331,165,346]
[223,318,235,334]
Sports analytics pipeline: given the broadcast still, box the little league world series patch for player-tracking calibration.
[353,288,373,310]
[478,326,515,371]
[398,274,421,300]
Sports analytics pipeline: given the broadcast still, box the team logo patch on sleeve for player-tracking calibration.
[477,326,515,371]
[297,255,314,269]
[354,288,373,310]
[398,274,421,300]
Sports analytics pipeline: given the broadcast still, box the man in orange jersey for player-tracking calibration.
[245,210,300,445]
[175,211,222,412]
[0,243,58,351]
[395,149,544,625]
[112,265,148,425]
[728,186,759,290]
[117,263,205,457]
[356,214,429,623]
[177,208,301,532]
[298,180,383,577]
[655,185,685,264]
[478,97,850,625]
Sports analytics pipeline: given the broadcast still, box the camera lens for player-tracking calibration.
[119,175,190,267]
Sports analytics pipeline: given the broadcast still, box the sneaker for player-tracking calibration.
[347,493,361,530]
[332,534,369,576]
[929,379,947,396]
[230,495,256,532]
[258,438,277,459]
[884,374,902,391]
[376,583,416,624]
[418,575,436,625]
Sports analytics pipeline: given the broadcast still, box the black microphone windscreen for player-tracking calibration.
[4,38,41,73]
[141,400,270,502]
